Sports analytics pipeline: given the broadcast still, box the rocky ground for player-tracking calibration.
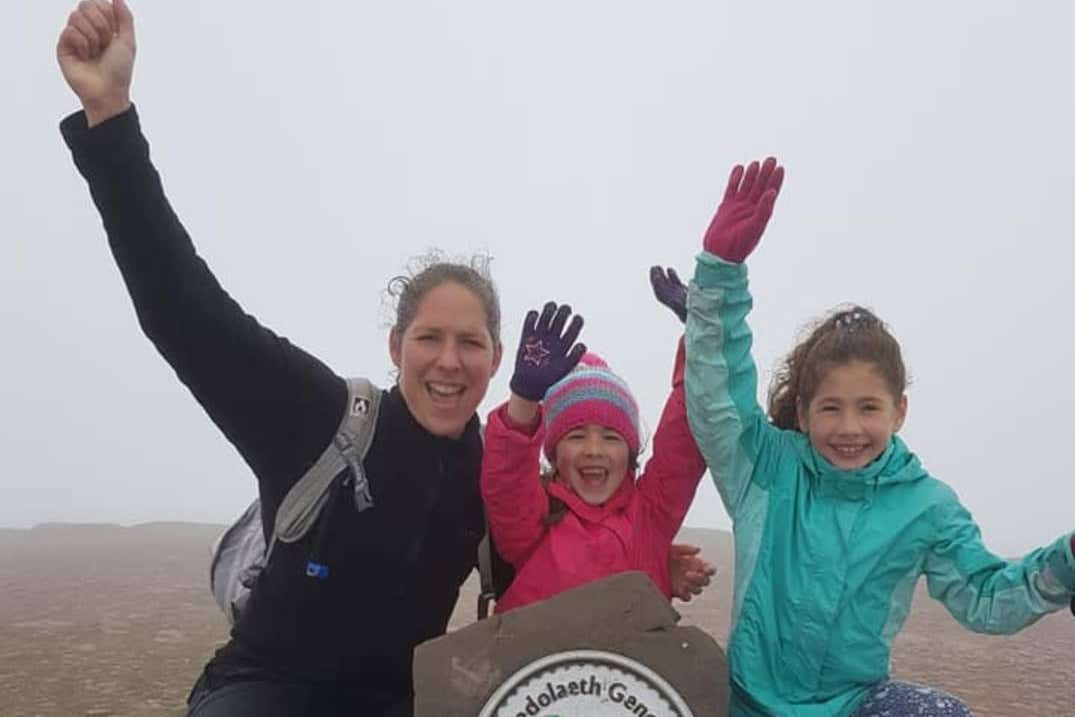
[1,523,1072,716]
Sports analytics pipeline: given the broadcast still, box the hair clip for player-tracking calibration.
[834,309,877,331]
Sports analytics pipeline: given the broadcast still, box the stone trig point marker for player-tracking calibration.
[414,571,729,716]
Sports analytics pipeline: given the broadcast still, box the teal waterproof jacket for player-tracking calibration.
[684,252,1075,717]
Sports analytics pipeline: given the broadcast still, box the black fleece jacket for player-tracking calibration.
[61,107,486,708]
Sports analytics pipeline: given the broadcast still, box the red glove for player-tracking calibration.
[702,157,785,263]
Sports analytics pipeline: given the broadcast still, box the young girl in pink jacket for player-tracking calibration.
[480,302,707,613]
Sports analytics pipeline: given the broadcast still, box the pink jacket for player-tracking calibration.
[481,340,706,613]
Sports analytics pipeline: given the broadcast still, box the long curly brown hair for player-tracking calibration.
[767,305,907,431]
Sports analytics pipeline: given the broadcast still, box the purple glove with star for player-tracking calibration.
[650,266,687,323]
[509,302,587,402]
[703,156,785,263]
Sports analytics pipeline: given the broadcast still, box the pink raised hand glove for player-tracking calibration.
[702,157,785,263]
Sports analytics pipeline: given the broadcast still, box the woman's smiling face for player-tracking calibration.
[390,281,502,438]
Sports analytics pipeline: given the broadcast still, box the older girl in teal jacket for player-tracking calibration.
[661,158,1075,717]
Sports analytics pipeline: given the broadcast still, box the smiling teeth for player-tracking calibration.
[428,383,463,397]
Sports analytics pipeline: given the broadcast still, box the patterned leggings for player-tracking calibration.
[850,680,974,716]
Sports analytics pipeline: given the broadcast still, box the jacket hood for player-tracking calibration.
[797,435,927,500]
[545,467,638,522]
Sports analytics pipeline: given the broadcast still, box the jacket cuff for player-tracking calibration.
[693,251,747,290]
[496,402,543,437]
[60,105,148,175]
[671,336,686,387]
[487,402,546,445]
[1048,532,1075,593]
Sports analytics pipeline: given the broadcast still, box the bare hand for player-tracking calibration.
[668,543,716,603]
[57,0,136,126]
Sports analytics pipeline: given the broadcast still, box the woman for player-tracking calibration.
[58,1,499,713]
[56,2,711,714]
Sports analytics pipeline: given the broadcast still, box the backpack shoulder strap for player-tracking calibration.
[475,422,517,620]
[477,519,517,619]
[333,377,382,512]
[272,377,382,545]
[477,527,496,620]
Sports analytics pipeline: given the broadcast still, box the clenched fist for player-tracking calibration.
[57,0,136,126]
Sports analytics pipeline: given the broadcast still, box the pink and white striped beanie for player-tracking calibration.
[542,352,640,461]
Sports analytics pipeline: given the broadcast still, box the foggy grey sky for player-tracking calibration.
[5,1,1073,555]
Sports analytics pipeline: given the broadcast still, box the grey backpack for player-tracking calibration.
[209,377,382,625]
[209,377,510,625]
